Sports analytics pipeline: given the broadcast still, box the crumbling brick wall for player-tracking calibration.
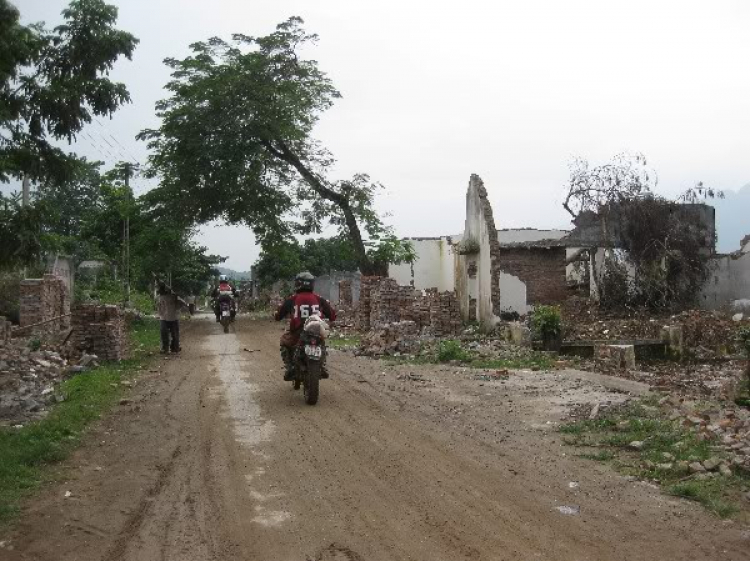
[358,278,461,338]
[70,304,127,361]
[19,274,70,334]
[498,247,567,305]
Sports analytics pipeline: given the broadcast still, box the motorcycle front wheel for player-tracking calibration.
[303,361,320,405]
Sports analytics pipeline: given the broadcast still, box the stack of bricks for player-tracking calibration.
[334,279,356,329]
[411,290,436,332]
[356,276,382,332]
[338,280,353,308]
[19,274,70,334]
[429,291,462,337]
[70,304,127,361]
[369,278,401,328]
[0,316,11,345]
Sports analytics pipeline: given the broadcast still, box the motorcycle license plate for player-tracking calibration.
[222,311,230,317]
[305,345,322,359]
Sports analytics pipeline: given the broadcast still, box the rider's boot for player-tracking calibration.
[281,346,295,381]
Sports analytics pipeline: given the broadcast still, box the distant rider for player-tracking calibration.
[211,275,236,322]
[274,272,336,381]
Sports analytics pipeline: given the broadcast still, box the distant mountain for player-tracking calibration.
[714,183,750,253]
[216,266,252,281]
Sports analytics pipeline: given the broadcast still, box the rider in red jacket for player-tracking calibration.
[275,272,336,381]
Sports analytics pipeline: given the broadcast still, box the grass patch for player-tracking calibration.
[0,318,160,524]
[560,399,750,519]
[327,334,361,350]
[437,340,472,363]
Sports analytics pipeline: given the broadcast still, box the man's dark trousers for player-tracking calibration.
[160,320,180,352]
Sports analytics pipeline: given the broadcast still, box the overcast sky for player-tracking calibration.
[15,0,750,268]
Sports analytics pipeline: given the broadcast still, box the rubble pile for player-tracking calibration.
[662,396,750,474]
[70,304,127,361]
[673,309,750,358]
[562,299,749,356]
[357,321,420,356]
[19,275,70,334]
[0,341,71,423]
[0,316,11,344]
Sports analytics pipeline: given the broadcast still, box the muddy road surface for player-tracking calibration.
[3,317,749,560]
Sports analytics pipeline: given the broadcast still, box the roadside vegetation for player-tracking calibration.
[0,318,160,524]
[561,398,750,520]
[386,339,555,371]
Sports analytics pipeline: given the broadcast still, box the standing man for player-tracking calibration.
[157,282,187,354]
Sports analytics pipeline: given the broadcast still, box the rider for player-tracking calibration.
[274,272,336,381]
[212,275,236,322]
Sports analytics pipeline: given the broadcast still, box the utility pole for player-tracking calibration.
[118,162,137,307]
[21,174,30,207]
[124,170,131,306]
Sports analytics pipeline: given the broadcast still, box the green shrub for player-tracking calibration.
[437,340,471,363]
[531,305,562,339]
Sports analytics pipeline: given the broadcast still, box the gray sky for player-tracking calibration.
[15,0,750,267]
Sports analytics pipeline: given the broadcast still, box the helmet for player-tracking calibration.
[219,274,228,282]
[294,271,315,292]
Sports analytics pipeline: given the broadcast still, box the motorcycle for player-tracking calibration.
[291,315,328,405]
[219,298,234,333]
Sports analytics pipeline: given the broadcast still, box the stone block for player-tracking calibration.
[595,344,636,370]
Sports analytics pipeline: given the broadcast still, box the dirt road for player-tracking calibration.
[3,317,749,561]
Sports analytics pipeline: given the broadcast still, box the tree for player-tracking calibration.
[564,153,720,310]
[253,235,360,288]
[138,17,412,276]
[0,0,138,185]
[0,191,46,271]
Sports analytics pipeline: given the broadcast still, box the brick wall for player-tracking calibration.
[356,277,461,337]
[498,247,567,305]
[19,274,70,334]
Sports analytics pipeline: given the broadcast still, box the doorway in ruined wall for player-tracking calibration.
[498,271,530,316]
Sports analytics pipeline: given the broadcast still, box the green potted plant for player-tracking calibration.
[532,305,563,352]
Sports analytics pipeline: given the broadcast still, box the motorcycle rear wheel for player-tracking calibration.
[303,361,320,405]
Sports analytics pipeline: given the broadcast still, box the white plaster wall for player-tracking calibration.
[389,237,457,291]
[701,252,750,309]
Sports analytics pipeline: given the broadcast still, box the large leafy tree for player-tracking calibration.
[139,17,412,276]
[253,235,360,288]
[0,0,138,184]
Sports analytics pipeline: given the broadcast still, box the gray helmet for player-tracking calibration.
[294,271,315,292]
